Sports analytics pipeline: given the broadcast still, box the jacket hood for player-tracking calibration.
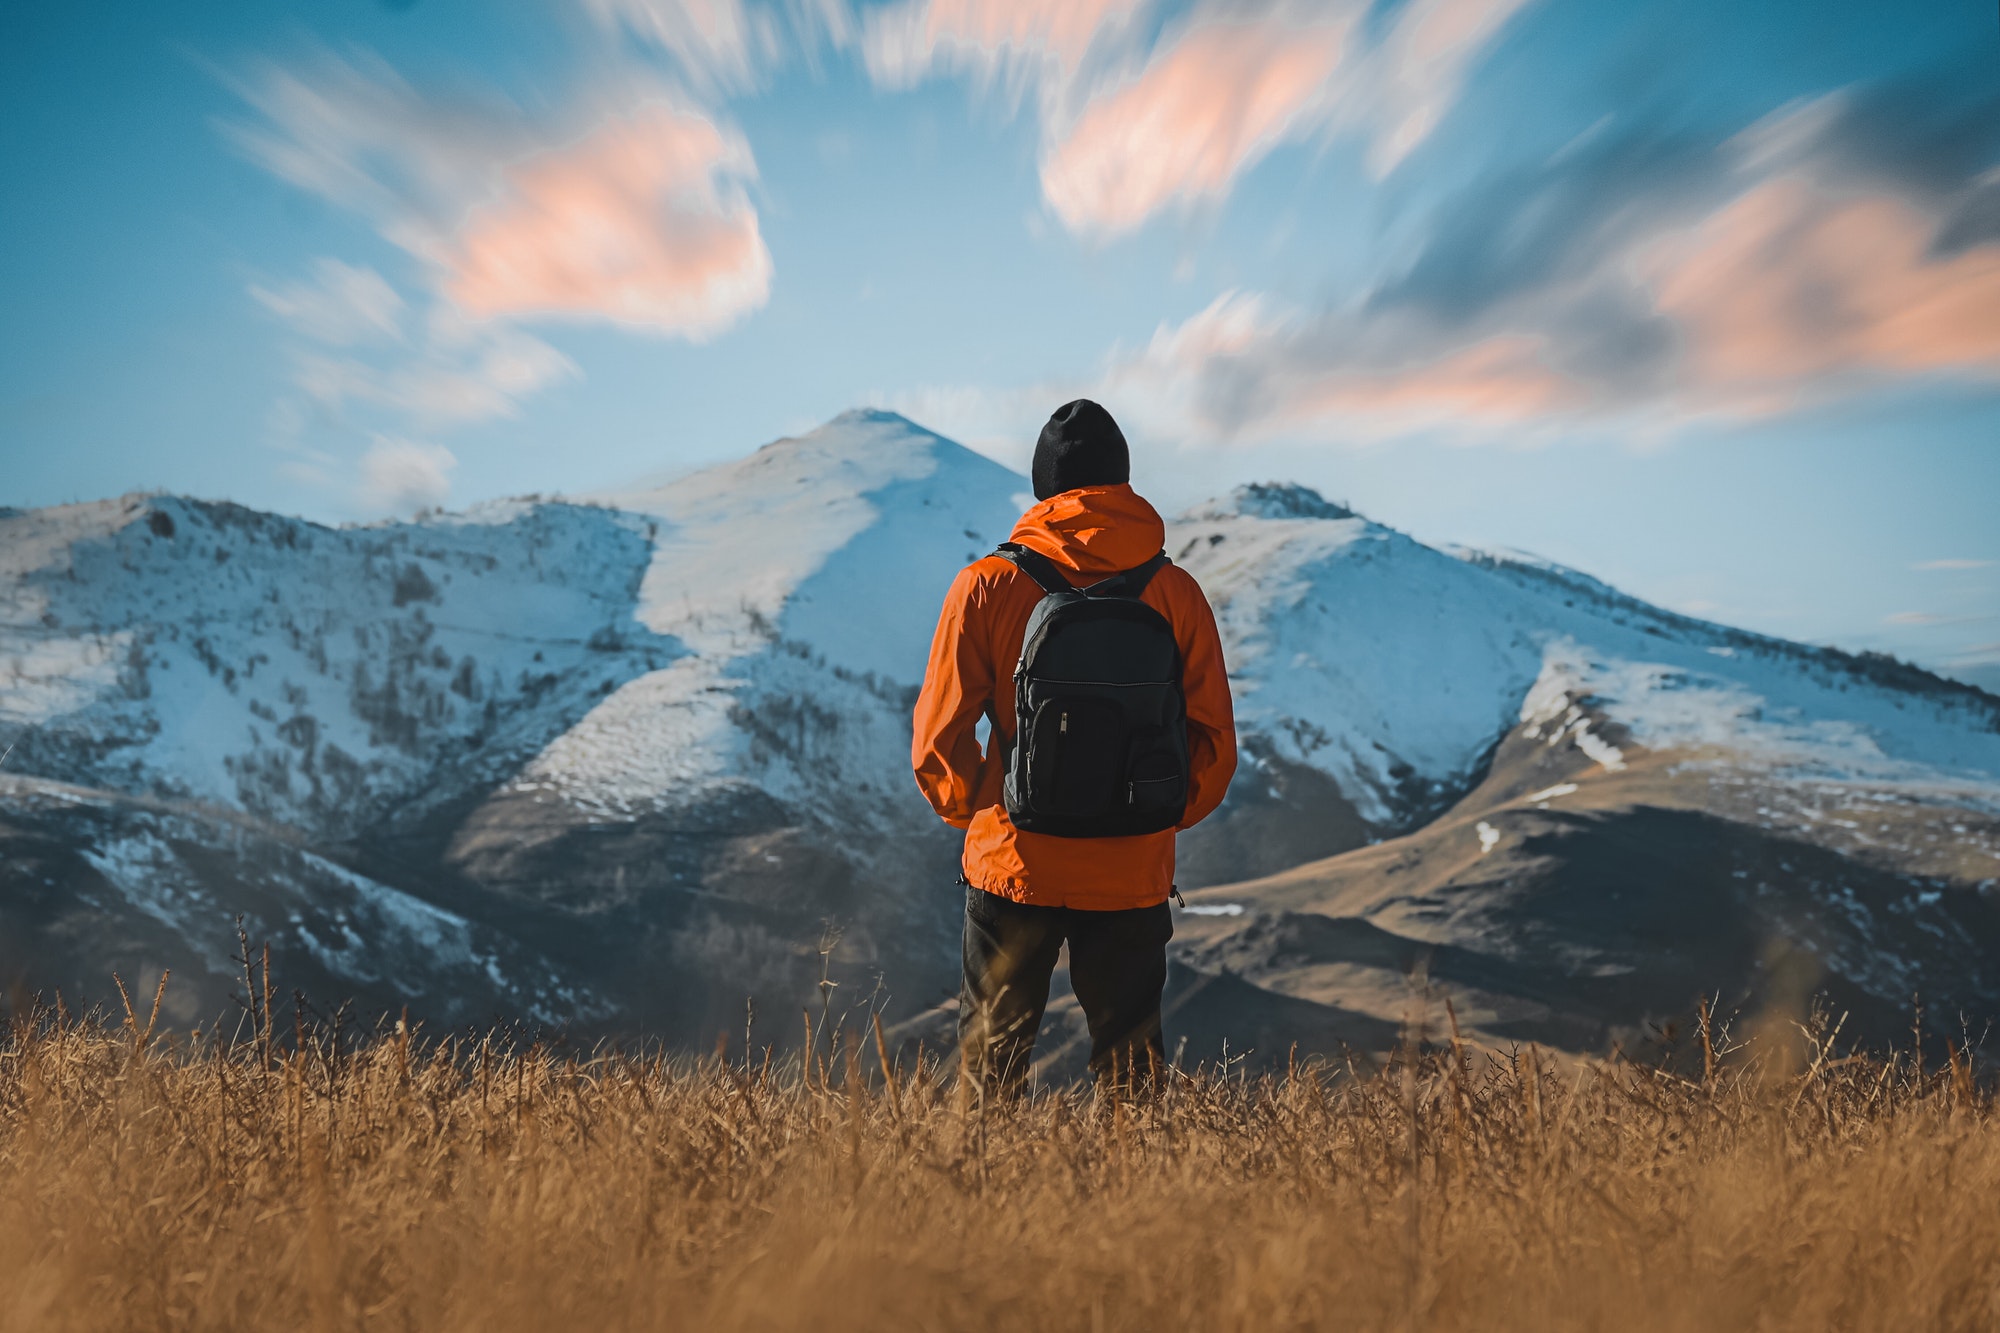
[1006,483,1166,576]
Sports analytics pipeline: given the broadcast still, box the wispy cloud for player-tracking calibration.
[1364,0,1537,175]
[1040,15,1353,234]
[444,104,769,337]
[290,313,580,430]
[583,0,774,92]
[228,51,771,340]
[227,45,774,509]
[250,259,406,346]
[583,0,854,92]
[1648,173,2000,416]
[1914,558,1994,571]
[1051,86,2000,443]
[865,0,1536,235]
[359,436,457,513]
[862,0,1149,101]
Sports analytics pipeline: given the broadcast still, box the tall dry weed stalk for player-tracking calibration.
[1,989,1996,1332]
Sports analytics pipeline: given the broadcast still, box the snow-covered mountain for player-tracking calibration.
[2,493,680,837]
[1168,481,2000,871]
[1155,484,2000,1065]
[5,411,1998,1056]
[1,412,1021,1031]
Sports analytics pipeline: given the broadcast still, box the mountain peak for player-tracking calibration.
[1183,482,1355,523]
[828,406,917,429]
[746,407,963,463]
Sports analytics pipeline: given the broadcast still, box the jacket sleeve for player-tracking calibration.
[911,564,997,829]
[1169,569,1237,830]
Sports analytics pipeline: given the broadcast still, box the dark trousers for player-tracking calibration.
[957,884,1173,1092]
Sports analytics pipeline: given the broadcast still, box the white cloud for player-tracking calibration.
[582,0,855,91]
[359,437,457,512]
[250,258,405,345]
[1363,0,1538,176]
[1913,558,1994,572]
[293,323,579,429]
[583,0,773,91]
[863,0,1148,102]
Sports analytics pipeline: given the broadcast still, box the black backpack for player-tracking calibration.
[994,542,1190,838]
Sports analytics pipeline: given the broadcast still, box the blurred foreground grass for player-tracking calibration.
[2,976,1997,1332]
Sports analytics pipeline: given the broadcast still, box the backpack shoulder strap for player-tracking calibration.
[1084,551,1171,600]
[994,542,1072,596]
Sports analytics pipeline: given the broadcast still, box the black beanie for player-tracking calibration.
[1031,399,1130,500]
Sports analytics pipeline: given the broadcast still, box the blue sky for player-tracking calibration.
[3,0,1997,686]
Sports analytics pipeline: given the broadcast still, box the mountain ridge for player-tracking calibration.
[5,410,1998,1062]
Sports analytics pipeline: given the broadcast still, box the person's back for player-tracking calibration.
[911,399,1237,1091]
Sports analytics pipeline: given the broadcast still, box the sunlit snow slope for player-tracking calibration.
[1170,483,2000,868]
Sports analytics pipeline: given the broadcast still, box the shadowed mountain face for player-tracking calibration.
[1165,711,2000,1069]
[5,411,1999,1060]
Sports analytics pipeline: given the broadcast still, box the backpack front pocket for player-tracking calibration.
[1123,727,1188,819]
[1025,695,1126,818]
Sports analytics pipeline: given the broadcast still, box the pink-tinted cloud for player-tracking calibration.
[1041,17,1350,234]
[232,55,773,341]
[1289,335,1576,423]
[1050,93,2000,446]
[230,50,772,503]
[1649,176,2000,414]
[863,0,1533,234]
[445,105,772,338]
[1033,0,1534,235]
[1091,291,1581,443]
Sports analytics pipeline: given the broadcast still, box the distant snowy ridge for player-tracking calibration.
[0,493,681,840]
[1169,483,2000,831]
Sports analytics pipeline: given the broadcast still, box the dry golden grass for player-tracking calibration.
[2,980,1997,1332]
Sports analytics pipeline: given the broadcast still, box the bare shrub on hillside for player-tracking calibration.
[2,987,1996,1331]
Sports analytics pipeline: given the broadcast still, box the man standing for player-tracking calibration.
[912,399,1236,1090]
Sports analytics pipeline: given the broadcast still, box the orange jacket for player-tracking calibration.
[912,484,1237,910]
